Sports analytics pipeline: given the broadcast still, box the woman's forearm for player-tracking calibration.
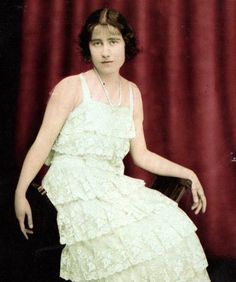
[15,140,51,197]
[135,149,194,180]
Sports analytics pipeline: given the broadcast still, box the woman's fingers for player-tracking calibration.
[26,208,33,229]
[19,216,29,239]
[15,195,34,240]
[191,188,207,214]
[195,201,202,214]
[18,208,34,240]
[19,220,34,240]
[25,228,34,234]
[195,181,207,213]
[199,191,207,213]
[191,186,199,205]
[191,200,202,214]
[190,174,207,214]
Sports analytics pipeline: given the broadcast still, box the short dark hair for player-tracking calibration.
[78,8,139,62]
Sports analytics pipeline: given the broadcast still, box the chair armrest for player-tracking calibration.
[150,175,192,203]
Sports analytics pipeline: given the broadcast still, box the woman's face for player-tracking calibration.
[89,24,125,75]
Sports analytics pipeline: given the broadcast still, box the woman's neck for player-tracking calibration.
[93,68,120,86]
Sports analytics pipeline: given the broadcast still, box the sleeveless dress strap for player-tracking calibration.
[79,73,91,103]
[128,82,134,116]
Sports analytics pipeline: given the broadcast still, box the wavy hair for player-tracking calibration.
[78,8,139,62]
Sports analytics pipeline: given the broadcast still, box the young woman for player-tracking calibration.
[15,8,210,281]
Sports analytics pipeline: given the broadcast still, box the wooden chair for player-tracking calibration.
[150,175,192,203]
[26,183,63,282]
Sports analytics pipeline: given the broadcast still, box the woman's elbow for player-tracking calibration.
[131,148,149,168]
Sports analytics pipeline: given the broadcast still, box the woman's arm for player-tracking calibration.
[130,85,207,214]
[15,76,81,239]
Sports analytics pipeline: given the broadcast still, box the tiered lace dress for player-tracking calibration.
[42,74,210,281]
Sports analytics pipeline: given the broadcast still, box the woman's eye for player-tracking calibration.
[92,41,101,46]
[110,40,119,45]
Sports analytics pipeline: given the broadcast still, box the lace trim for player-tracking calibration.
[52,132,131,160]
[43,160,148,206]
[45,101,135,166]
[56,198,196,245]
[59,101,135,139]
[43,160,196,245]
[60,230,209,281]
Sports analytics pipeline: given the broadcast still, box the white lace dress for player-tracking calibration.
[42,73,211,281]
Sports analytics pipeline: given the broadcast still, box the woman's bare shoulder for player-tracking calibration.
[52,74,81,92]
[124,80,142,103]
[50,74,83,108]
[123,80,143,119]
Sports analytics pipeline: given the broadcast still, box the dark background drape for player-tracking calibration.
[1,0,236,279]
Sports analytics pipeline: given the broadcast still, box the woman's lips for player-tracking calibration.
[101,61,113,64]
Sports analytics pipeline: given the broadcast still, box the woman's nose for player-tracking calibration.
[101,43,111,58]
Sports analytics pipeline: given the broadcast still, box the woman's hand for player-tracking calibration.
[14,191,33,239]
[189,172,207,214]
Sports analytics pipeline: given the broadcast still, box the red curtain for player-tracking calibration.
[16,0,236,259]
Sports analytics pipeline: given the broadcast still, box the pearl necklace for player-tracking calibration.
[93,68,122,107]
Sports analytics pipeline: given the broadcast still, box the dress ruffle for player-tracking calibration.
[43,155,144,205]
[43,160,196,245]
[43,157,209,281]
[60,227,209,282]
[45,101,135,166]
[66,100,135,139]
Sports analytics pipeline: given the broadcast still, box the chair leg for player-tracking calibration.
[31,245,65,282]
